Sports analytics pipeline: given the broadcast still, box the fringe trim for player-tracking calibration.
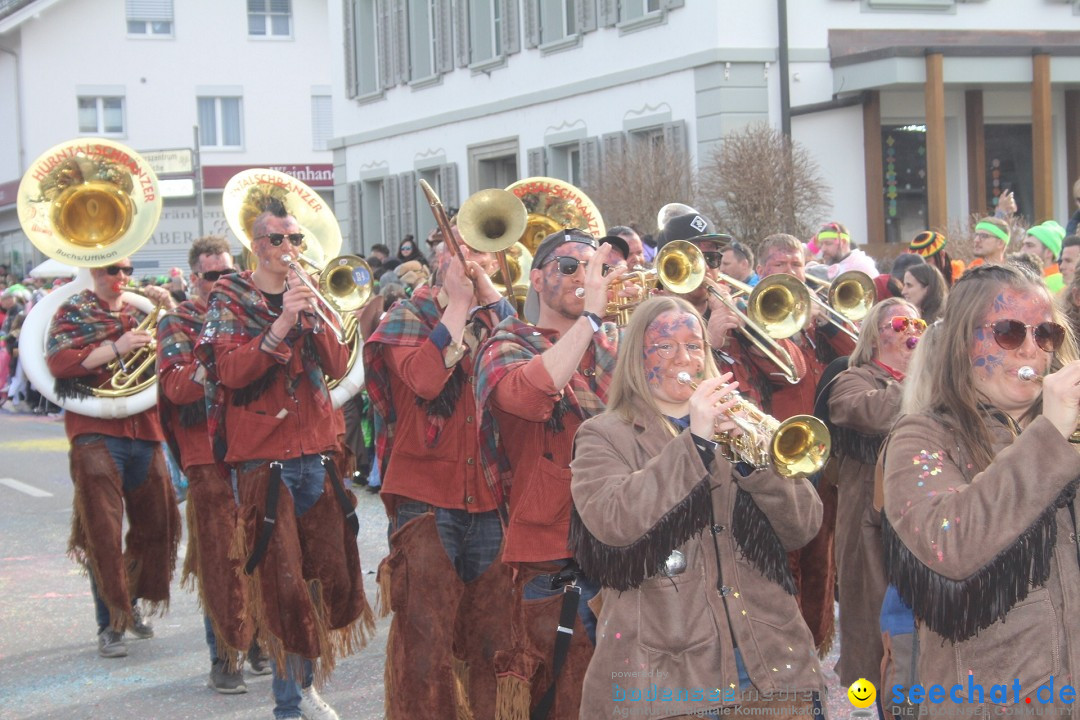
[376,558,393,618]
[417,364,466,419]
[816,624,835,659]
[68,480,134,632]
[178,401,207,427]
[732,488,798,595]
[232,365,278,407]
[180,494,198,591]
[229,512,290,681]
[54,377,93,401]
[384,624,396,719]
[546,395,569,434]
[881,489,1069,644]
[452,656,477,720]
[568,479,713,591]
[832,427,886,467]
[494,673,532,720]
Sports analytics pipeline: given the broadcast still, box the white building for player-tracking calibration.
[0,0,335,277]
[328,0,1080,260]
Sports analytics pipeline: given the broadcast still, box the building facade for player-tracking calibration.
[0,0,334,276]
[329,0,1080,260]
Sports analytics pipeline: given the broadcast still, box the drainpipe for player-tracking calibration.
[0,44,25,173]
[777,0,790,139]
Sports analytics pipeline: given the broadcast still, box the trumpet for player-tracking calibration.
[803,271,876,342]
[676,372,831,477]
[658,241,806,383]
[1017,366,1080,443]
[282,254,350,343]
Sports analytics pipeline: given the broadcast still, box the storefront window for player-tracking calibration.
[985,124,1033,221]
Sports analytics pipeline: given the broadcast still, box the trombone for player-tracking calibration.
[656,241,807,384]
[802,271,876,342]
[285,253,374,344]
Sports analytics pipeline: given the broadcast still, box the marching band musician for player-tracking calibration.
[882,265,1080,717]
[364,234,516,718]
[195,195,373,720]
[46,256,181,659]
[569,295,824,719]
[474,229,623,720]
[816,298,922,691]
[747,232,857,656]
[155,235,267,694]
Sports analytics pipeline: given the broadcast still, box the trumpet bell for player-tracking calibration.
[458,189,528,254]
[319,255,374,313]
[772,415,832,478]
[655,240,706,294]
[747,274,811,340]
[506,177,605,254]
[828,270,876,323]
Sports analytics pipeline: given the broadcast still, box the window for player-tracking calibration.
[619,0,660,22]
[549,143,582,186]
[468,138,519,193]
[362,179,386,247]
[126,0,173,35]
[407,0,437,80]
[78,97,125,135]
[248,0,292,37]
[311,95,332,151]
[540,0,576,44]
[881,124,927,245]
[469,0,502,63]
[985,124,1033,222]
[348,0,381,97]
[197,97,243,149]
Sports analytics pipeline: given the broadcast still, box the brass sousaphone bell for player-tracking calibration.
[505,177,605,255]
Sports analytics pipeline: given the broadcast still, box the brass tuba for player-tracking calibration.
[222,168,372,407]
[505,177,605,255]
[16,138,163,417]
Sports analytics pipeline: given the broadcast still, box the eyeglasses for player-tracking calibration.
[883,316,927,334]
[650,341,705,359]
[105,266,134,276]
[982,319,1066,353]
[256,233,306,247]
[701,251,722,269]
[545,256,611,276]
[197,268,237,282]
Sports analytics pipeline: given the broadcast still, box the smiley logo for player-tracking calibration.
[847,678,876,709]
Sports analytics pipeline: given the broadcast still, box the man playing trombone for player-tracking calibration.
[195,195,373,720]
[46,257,181,659]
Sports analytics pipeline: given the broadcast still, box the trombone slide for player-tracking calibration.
[283,255,347,343]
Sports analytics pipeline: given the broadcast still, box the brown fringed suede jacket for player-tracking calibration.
[882,413,1080,717]
[569,409,824,719]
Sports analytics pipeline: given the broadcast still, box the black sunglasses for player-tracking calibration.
[105,266,134,276]
[983,319,1066,353]
[256,233,306,247]
[546,255,610,276]
[197,268,237,282]
[701,251,723,269]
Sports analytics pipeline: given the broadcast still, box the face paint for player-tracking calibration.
[971,287,1054,416]
[539,242,594,320]
[643,311,706,410]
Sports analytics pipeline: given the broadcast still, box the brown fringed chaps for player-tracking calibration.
[787,478,838,656]
[184,464,252,667]
[69,439,181,631]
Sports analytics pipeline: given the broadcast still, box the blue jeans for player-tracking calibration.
[80,435,157,632]
[523,563,600,645]
[392,502,503,583]
[272,657,314,719]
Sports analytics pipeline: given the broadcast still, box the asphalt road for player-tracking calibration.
[0,410,392,720]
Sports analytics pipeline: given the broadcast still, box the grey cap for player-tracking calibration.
[523,229,597,324]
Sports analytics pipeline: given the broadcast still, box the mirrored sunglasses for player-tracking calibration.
[885,316,927,334]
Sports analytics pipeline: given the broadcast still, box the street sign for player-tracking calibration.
[141,148,195,177]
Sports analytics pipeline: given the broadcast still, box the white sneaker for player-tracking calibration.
[299,686,339,720]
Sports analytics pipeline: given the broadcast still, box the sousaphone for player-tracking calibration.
[222,168,370,408]
[17,138,163,418]
[505,177,605,254]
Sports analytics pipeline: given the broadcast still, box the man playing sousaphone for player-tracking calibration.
[46,254,181,659]
[195,187,374,720]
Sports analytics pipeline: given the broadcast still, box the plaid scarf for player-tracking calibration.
[46,289,145,399]
[363,285,470,470]
[194,271,331,464]
[157,299,208,427]
[475,317,618,522]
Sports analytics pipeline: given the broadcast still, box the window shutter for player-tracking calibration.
[601,131,626,168]
[393,0,410,83]
[398,171,418,239]
[598,0,617,26]
[311,96,333,150]
[348,181,364,251]
[377,0,396,88]
[662,120,687,155]
[454,0,470,67]
[126,0,173,20]
[384,175,402,246]
[577,0,597,33]
[501,0,521,55]
[343,0,358,98]
[435,0,454,73]
[523,0,540,48]
[580,137,600,187]
[661,0,684,9]
[437,163,460,209]
[527,147,547,176]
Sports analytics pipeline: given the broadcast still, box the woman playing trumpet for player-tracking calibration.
[569,296,824,719]
[882,264,1080,717]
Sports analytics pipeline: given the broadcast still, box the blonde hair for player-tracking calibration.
[849,297,919,368]
[901,264,1077,470]
[605,296,718,425]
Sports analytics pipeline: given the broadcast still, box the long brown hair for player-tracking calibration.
[605,296,718,425]
[902,264,1077,470]
[904,263,948,324]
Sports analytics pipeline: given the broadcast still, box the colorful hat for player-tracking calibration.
[1026,220,1066,258]
[909,231,947,258]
